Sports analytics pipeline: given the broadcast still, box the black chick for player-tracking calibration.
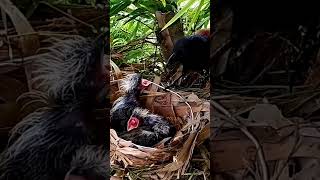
[65,145,109,180]
[165,32,210,87]
[110,73,150,133]
[32,36,107,109]
[0,36,107,180]
[0,108,94,180]
[119,107,176,147]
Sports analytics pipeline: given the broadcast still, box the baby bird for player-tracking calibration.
[119,107,176,147]
[110,73,150,133]
[65,145,109,180]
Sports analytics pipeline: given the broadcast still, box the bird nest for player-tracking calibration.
[110,68,210,179]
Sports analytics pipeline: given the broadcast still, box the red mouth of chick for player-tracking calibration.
[127,117,140,131]
[139,79,151,91]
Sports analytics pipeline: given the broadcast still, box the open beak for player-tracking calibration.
[127,117,140,131]
[127,124,136,132]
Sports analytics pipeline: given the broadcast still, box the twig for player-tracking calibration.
[211,94,237,100]
[39,1,96,32]
[267,32,300,53]
[220,85,291,90]
[113,32,153,50]
[1,8,13,60]
[149,82,194,121]
[288,92,320,114]
[250,57,277,84]
[271,124,301,180]
[7,31,84,38]
[240,126,268,180]
[212,100,269,180]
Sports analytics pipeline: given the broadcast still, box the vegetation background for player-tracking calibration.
[110,0,209,75]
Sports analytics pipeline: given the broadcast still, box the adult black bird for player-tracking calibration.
[119,107,176,147]
[110,73,150,133]
[165,29,210,87]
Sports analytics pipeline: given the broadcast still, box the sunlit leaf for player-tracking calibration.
[188,0,204,31]
[110,0,132,16]
[161,0,197,31]
[160,0,166,7]
[129,22,140,40]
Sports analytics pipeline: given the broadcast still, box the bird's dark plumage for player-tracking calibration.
[0,109,92,180]
[0,36,108,179]
[119,107,176,147]
[165,33,210,87]
[167,35,210,74]
[32,36,107,108]
[65,145,109,180]
[110,73,143,133]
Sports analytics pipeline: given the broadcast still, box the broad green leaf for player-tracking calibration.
[161,0,197,31]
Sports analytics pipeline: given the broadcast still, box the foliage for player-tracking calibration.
[52,0,98,6]
[110,0,210,73]
[162,0,210,32]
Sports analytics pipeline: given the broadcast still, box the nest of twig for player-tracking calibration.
[110,64,210,179]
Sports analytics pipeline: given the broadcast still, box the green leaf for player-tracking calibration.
[136,1,159,13]
[196,16,210,29]
[110,0,132,16]
[160,0,166,7]
[129,22,140,40]
[188,0,204,31]
[121,8,148,25]
[161,0,197,31]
